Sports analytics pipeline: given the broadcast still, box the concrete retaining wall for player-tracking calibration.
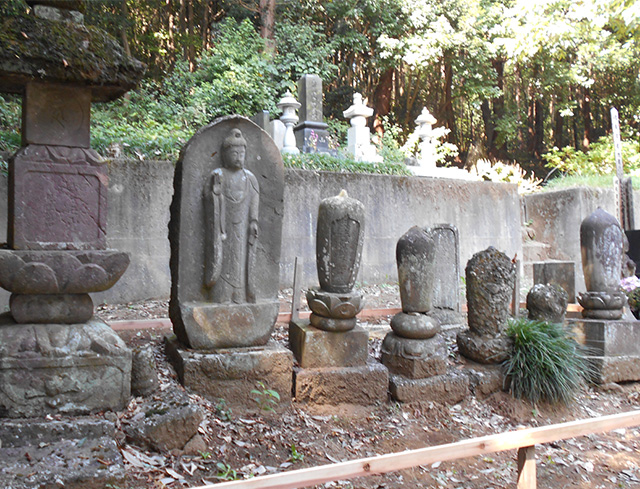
[0,161,522,305]
[522,186,640,294]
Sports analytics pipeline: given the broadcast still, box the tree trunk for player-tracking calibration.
[372,67,394,137]
[259,0,276,44]
[440,57,455,143]
[534,98,544,157]
[187,0,196,71]
[481,99,494,151]
[582,86,592,150]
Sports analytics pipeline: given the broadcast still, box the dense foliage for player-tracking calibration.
[1,0,639,179]
[503,318,591,404]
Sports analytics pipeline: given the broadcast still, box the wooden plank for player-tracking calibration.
[516,445,536,489]
[192,410,640,489]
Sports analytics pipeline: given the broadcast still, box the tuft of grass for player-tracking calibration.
[503,318,591,405]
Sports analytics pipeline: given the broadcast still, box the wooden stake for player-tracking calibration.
[517,445,536,489]
[290,257,302,322]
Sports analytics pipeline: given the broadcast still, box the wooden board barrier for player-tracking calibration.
[192,410,640,489]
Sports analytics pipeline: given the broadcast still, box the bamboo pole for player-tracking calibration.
[192,410,640,489]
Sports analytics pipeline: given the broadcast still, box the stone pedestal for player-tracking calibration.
[166,338,294,408]
[382,332,469,404]
[568,318,640,383]
[0,417,125,489]
[289,320,367,368]
[0,317,132,418]
[293,360,389,406]
[289,319,388,406]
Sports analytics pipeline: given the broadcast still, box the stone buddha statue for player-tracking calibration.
[204,128,259,304]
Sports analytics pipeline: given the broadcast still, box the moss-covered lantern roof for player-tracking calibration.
[0,14,146,102]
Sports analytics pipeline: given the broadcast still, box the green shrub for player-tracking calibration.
[503,318,591,405]
[543,134,640,177]
[283,152,411,176]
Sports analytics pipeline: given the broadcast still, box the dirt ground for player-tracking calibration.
[95,286,640,489]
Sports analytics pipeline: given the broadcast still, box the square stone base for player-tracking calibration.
[289,319,368,368]
[389,371,469,405]
[567,318,640,383]
[589,355,640,384]
[166,338,294,408]
[294,360,388,406]
[381,333,447,379]
[0,317,132,418]
[0,417,124,489]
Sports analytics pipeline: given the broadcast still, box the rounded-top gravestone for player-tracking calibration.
[578,208,625,320]
[169,116,285,349]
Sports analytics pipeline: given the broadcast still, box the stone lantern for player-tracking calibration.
[415,107,437,170]
[277,91,301,155]
[343,93,382,162]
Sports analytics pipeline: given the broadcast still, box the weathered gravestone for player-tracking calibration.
[168,116,293,406]
[294,74,332,153]
[533,261,576,303]
[382,226,468,404]
[430,224,464,327]
[567,208,640,383]
[457,247,515,364]
[290,190,388,406]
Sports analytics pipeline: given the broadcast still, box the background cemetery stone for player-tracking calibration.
[294,74,332,153]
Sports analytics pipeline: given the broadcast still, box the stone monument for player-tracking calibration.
[382,226,468,404]
[168,115,293,406]
[293,74,332,153]
[0,3,144,486]
[343,93,382,162]
[567,208,640,383]
[457,247,516,364]
[289,190,388,406]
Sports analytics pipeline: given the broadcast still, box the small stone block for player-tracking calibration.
[10,158,108,250]
[568,319,640,357]
[294,360,389,406]
[166,338,294,408]
[10,293,93,324]
[289,319,368,368]
[0,418,124,489]
[23,82,91,147]
[0,317,132,418]
[533,261,576,303]
[389,371,469,405]
[463,362,505,398]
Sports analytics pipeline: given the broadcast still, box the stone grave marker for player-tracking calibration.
[168,115,293,407]
[294,74,332,153]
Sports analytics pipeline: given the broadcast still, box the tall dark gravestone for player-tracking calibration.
[0,2,144,418]
[293,74,332,154]
[167,116,293,407]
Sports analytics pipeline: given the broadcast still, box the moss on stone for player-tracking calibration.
[0,13,145,101]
